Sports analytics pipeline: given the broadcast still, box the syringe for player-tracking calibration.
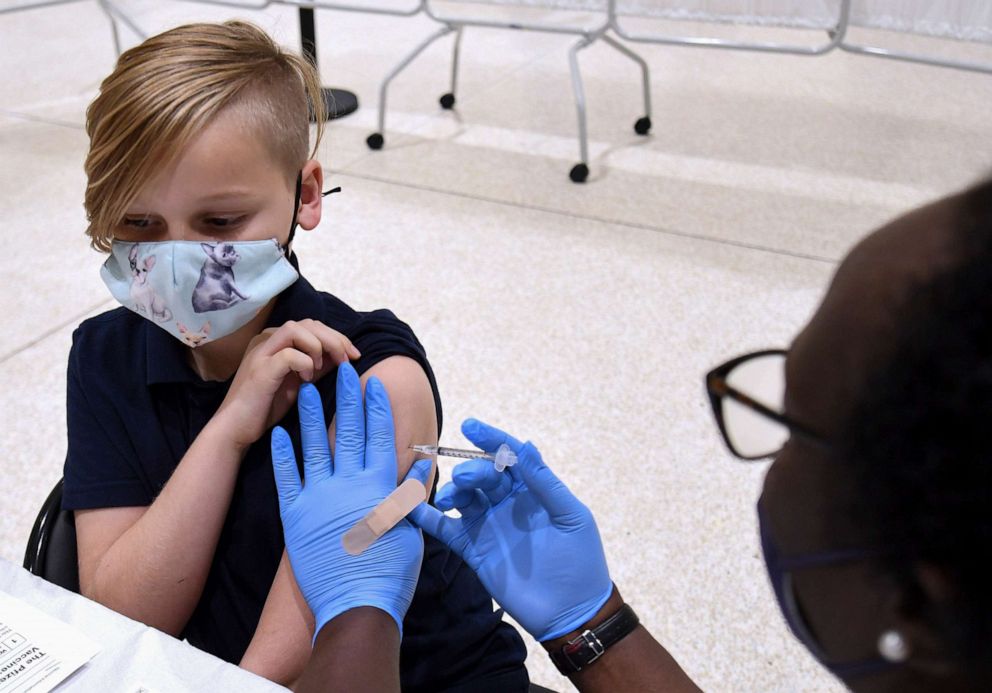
[410,443,518,472]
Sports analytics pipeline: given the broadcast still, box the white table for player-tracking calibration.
[0,558,285,692]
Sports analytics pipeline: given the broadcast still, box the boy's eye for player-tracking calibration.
[205,216,245,227]
[122,217,153,228]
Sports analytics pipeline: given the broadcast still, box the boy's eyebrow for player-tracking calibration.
[195,189,260,203]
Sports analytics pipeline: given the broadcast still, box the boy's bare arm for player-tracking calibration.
[353,355,439,485]
[239,551,314,688]
[243,355,437,683]
[74,321,357,637]
[75,417,248,636]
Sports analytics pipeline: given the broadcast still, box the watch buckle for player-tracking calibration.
[580,629,605,662]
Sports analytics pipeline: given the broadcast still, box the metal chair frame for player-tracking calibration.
[607,0,991,75]
[365,0,653,182]
[608,0,852,56]
[838,35,992,76]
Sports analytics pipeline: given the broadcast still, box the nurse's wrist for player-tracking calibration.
[540,586,625,651]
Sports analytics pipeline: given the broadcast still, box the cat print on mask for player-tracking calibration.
[128,245,173,322]
[177,321,211,347]
[192,243,249,313]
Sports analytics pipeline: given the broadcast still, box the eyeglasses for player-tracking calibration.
[705,349,825,460]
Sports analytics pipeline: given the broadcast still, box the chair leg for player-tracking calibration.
[440,27,463,110]
[96,0,147,56]
[601,33,652,135]
[567,36,594,183]
[367,25,457,150]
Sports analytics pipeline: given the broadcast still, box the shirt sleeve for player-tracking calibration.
[62,331,152,511]
[348,309,444,437]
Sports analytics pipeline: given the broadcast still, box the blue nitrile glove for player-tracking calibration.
[406,419,613,641]
[271,363,428,640]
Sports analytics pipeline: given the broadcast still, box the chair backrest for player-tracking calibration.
[23,479,79,593]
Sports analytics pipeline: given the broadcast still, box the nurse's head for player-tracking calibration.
[707,178,992,691]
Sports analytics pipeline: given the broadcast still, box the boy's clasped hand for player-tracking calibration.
[215,319,361,450]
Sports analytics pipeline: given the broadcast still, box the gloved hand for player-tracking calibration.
[271,363,428,640]
[407,419,612,641]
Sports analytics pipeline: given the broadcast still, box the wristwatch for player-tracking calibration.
[549,603,639,675]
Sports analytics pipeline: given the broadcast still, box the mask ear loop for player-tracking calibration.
[284,173,342,253]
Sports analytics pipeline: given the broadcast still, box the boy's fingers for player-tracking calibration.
[271,426,302,508]
[266,348,316,383]
[362,377,397,481]
[297,384,333,485]
[261,321,325,371]
[309,320,361,365]
[332,363,365,476]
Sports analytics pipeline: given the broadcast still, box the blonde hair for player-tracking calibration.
[84,21,325,251]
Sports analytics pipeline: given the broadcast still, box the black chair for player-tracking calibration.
[23,478,79,593]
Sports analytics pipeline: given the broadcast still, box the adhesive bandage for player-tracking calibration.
[342,478,427,555]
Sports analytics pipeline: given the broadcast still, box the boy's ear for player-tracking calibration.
[295,160,324,232]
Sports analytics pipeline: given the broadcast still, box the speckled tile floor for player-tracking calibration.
[1,2,990,691]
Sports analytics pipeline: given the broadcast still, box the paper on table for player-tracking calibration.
[0,591,100,692]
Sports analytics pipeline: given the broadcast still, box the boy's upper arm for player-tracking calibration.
[330,355,438,484]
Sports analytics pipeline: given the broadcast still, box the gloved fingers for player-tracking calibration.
[515,441,585,524]
[434,482,476,512]
[363,377,397,482]
[403,458,433,487]
[452,458,514,506]
[461,419,524,453]
[296,383,331,483]
[331,362,365,477]
[298,383,333,485]
[408,502,473,560]
[450,488,493,523]
[271,425,302,508]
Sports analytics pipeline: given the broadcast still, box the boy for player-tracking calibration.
[65,20,528,690]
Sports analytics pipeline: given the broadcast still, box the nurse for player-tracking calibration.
[274,178,992,692]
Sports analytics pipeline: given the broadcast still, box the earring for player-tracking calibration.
[877,630,910,662]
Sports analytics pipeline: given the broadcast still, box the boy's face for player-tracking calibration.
[114,106,300,245]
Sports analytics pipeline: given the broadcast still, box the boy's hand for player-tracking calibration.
[216,319,360,450]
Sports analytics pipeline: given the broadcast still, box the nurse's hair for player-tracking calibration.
[839,177,992,683]
[83,20,324,252]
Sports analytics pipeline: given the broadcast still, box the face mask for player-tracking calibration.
[100,239,299,347]
[757,500,897,680]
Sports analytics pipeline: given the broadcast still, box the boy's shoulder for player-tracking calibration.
[73,305,143,341]
[305,286,416,340]
[304,286,427,360]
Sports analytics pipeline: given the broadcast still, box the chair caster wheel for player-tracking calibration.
[439,93,456,109]
[634,116,651,135]
[569,163,589,183]
[366,133,384,150]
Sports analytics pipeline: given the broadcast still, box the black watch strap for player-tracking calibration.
[549,603,639,676]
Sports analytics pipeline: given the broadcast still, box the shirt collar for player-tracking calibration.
[146,252,323,385]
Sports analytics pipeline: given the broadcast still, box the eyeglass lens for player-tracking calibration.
[723,353,789,458]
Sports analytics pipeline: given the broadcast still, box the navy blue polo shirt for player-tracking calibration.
[63,261,529,692]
